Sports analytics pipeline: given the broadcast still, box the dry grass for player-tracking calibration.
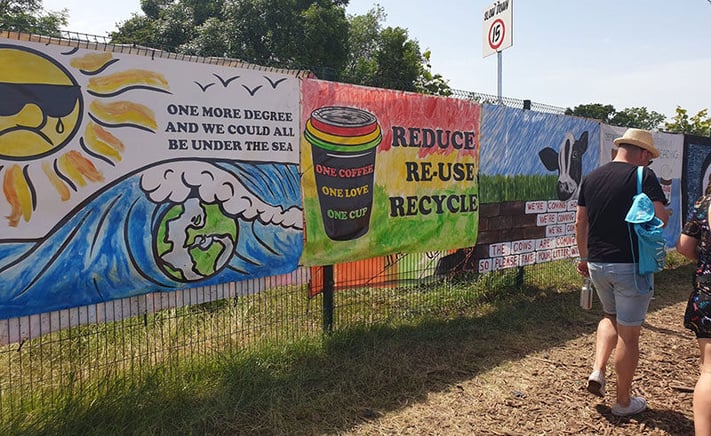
[344,259,698,435]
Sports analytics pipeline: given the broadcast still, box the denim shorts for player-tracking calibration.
[587,262,654,326]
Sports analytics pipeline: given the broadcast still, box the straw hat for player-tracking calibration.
[613,128,660,159]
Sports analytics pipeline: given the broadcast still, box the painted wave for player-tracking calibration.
[0,160,303,319]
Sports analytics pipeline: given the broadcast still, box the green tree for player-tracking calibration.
[341,7,449,95]
[340,6,383,85]
[565,103,665,130]
[414,50,451,96]
[110,14,159,48]
[111,0,349,74]
[295,2,350,77]
[0,0,67,36]
[180,17,228,58]
[610,107,666,130]
[664,106,711,136]
[111,2,448,95]
[565,103,616,123]
[372,26,421,91]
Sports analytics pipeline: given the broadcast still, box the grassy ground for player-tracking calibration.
[0,255,693,435]
[344,254,698,435]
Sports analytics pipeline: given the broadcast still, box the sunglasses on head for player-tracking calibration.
[0,83,81,118]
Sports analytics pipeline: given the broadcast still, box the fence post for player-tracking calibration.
[516,266,525,287]
[322,265,334,334]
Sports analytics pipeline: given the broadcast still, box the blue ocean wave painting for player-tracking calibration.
[0,160,303,319]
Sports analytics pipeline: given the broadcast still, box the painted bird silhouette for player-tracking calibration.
[264,76,287,88]
[213,73,240,87]
[242,84,263,96]
[194,81,215,92]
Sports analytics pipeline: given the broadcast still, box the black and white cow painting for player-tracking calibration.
[538,131,588,201]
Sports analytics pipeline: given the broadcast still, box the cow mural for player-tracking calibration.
[538,131,589,201]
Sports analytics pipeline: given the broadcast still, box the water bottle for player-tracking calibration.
[580,277,593,310]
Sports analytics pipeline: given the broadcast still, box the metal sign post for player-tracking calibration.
[497,51,502,103]
[482,0,514,101]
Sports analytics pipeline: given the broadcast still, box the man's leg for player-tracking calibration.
[614,323,642,407]
[694,339,711,436]
[593,314,617,372]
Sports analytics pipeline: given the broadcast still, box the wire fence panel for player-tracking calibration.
[449,88,568,115]
[0,29,576,428]
[0,256,580,424]
[0,268,323,414]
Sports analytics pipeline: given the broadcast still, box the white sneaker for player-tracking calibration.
[587,369,605,397]
[611,396,647,416]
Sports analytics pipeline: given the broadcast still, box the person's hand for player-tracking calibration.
[576,259,589,277]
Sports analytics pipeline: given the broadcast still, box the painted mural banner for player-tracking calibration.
[480,105,600,204]
[300,79,480,266]
[682,135,711,222]
[472,105,600,271]
[600,124,683,249]
[0,33,304,319]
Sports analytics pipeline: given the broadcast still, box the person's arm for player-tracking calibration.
[653,201,669,227]
[676,195,707,261]
[575,205,589,276]
[677,234,699,262]
[642,167,668,226]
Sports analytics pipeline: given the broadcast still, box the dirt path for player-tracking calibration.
[347,288,699,435]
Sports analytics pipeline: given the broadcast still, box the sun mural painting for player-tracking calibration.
[0,38,303,319]
[0,43,167,227]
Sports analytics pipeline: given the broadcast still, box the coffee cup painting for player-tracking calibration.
[305,106,381,241]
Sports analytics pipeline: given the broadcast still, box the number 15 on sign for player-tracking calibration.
[488,19,505,51]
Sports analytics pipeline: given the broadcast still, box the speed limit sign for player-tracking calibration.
[488,18,505,51]
[482,0,513,58]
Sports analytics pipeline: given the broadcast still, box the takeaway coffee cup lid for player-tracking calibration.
[305,106,382,152]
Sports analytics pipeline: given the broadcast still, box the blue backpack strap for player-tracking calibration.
[633,165,654,293]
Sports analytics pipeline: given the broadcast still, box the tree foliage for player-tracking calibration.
[565,103,665,130]
[111,0,349,73]
[415,50,451,96]
[664,106,711,136]
[372,26,421,91]
[340,6,383,85]
[340,6,449,95]
[0,0,67,36]
[609,107,666,131]
[565,103,616,123]
[110,1,449,95]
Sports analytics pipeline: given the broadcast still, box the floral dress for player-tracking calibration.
[682,195,711,338]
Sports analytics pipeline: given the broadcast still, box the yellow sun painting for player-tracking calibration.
[0,43,169,227]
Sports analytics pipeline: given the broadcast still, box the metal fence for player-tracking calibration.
[0,256,579,426]
[53,30,569,117]
[0,29,573,429]
[449,88,568,115]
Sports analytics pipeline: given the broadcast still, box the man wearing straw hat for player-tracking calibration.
[575,128,668,416]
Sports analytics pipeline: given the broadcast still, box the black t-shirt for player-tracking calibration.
[577,162,666,263]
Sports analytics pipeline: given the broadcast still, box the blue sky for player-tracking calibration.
[42,0,711,120]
